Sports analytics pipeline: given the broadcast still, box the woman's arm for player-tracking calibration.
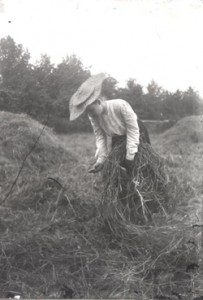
[121,102,140,161]
[88,114,108,164]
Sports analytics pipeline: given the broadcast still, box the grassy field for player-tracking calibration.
[0,113,203,299]
[59,125,203,295]
[60,129,203,226]
[57,126,203,298]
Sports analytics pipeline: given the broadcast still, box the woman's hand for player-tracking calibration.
[122,159,134,176]
[88,162,104,173]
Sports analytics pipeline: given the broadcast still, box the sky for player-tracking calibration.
[0,0,203,96]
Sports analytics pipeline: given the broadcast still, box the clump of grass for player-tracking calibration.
[101,141,170,230]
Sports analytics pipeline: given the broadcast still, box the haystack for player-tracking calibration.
[158,115,203,155]
[0,111,77,205]
[101,140,170,231]
[0,111,100,298]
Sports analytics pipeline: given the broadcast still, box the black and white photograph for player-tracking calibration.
[0,0,203,299]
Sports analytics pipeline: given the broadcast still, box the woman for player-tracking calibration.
[86,98,150,174]
[69,74,168,221]
[69,73,150,175]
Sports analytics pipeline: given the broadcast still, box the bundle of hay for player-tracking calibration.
[0,111,77,205]
[157,115,203,155]
[101,141,170,233]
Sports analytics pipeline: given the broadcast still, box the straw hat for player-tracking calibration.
[69,73,107,121]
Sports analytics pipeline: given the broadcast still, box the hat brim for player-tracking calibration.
[69,101,88,121]
[69,73,107,121]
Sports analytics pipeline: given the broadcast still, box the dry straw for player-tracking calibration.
[101,140,170,236]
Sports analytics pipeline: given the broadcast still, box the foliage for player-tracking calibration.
[0,36,91,130]
[102,76,118,99]
[116,78,145,118]
[0,36,202,133]
[0,36,31,91]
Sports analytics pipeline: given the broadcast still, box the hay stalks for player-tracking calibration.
[101,141,170,236]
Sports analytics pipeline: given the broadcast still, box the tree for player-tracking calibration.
[0,37,92,131]
[0,36,31,91]
[147,80,162,98]
[143,81,164,119]
[115,78,146,118]
[127,79,143,97]
[102,76,118,99]
[162,90,183,120]
[162,88,201,120]
[49,55,90,101]
[181,87,200,117]
[47,55,90,120]
[33,54,54,90]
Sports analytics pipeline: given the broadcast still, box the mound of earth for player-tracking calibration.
[158,115,203,155]
[0,111,77,204]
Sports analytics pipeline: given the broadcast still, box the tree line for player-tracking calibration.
[0,36,202,133]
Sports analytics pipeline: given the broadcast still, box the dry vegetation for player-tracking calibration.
[0,112,202,299]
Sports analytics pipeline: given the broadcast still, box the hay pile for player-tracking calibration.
[101,140,170,232]
[158,115,203,155]
[0,112,99,297]
[155,115,203,209]
[156,115,203,227]
[0,111,77,205]
[0,111,77,168]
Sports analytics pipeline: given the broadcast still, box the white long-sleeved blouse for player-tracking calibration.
[88,99,140,163]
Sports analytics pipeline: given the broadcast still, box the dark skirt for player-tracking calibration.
[112,119,151,148]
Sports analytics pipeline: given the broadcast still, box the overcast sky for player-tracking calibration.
[0,0,203,96]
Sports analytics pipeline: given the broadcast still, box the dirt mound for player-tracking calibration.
[158,115,203,155]
[0,111,77,204]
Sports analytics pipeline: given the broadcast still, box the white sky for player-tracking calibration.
[0,0,203,96]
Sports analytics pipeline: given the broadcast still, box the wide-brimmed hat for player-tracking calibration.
[69,73,107,121]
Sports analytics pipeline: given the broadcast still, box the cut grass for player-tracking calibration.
[0,113,202,298]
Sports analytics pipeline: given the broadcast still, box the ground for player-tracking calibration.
[0,113,202,299]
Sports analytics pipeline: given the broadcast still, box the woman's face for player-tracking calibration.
[86,100,103,116]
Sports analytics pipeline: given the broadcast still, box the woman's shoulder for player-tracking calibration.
[106,99,129,107]
[107,99,133,110]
